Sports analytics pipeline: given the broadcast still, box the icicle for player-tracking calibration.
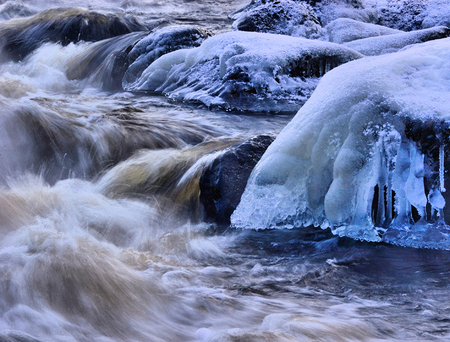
[440,143,446,193]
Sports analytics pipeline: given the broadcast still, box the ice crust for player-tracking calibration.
[231,38,450,249]
[124,31,362,112]
[344,26,450,56]
[324,18,402,44]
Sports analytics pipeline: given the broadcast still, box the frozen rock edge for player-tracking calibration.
[231,38,450,250]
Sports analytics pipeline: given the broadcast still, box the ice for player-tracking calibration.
[344,26,450,56]
[324,18,402,44]
[124,31,362,112]
[231,37,450,249]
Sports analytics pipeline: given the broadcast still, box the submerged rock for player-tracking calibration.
[231,37,450,249]
[231,0,323,39]
[200,134,275,225]
[344,25,450,56]
[324,18,402,44]
[66,32,148,90]
[125,31,362,113]
[0,7,148,62]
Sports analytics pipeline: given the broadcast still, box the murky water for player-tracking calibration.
[0,1,449,341]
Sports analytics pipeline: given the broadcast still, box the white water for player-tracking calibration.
[0,1,450,341]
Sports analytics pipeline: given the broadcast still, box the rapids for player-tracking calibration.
[0,1,449,342]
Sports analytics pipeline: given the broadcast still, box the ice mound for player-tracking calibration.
[344,26,450,56]
[231,0,323,39]
[124,31,362,113]
[324,18,402,44]
[231,38,450,249]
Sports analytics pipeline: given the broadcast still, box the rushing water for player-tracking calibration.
[0,1,449,341]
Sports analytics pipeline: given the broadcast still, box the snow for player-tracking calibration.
[231,37,450,248]
[124,31,362,112]
[344,26,450,56]
[324,18,402,44]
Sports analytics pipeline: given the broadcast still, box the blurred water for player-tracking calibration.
[0,1,448,341]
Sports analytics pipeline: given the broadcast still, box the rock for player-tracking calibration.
[232,0,323,39]
[200,134,275,225]
[0,7,148,62]
[123,25,212,86]
[125,31,362,113]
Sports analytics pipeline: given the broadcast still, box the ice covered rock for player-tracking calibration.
[344,26,450,56]
[307,0,378,25]
[231,0,378,27]
[123,26,212,87]
[324,18,402,44]
[231,0,323,39]
[0,7,148,62]
[377,0,450,31]
[231,37,450,249]
[125,31,362,113]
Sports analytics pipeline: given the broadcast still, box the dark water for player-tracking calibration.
[0,1,449,341]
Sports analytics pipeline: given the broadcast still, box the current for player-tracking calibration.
[0,0,449,341]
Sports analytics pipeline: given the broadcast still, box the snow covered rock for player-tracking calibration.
[123,26,212,87]
[377,0,450,31]
[324,18,402,44]
[231,38,450,249]
[231,0,323,39]
[344,26,450,56]
[124,31,362,113]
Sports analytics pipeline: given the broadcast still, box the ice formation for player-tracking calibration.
[324,18,402,44]
[124,31,362,112]
[231,37,450,249]
[344,26,450,56]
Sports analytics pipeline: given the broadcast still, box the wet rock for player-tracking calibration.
[200,134,275,225]
[0,7,148,62]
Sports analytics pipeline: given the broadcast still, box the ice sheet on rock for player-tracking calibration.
[324,18,402,44]
[231,38,450,249]
[344,26,450,56]
[125,31,362,113]
[231,0,323,39]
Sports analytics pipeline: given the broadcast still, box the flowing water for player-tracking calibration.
[0,1,449,341]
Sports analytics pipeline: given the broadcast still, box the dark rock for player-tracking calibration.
[232,0,323,39]
[0,7,148,62]
[200,134,275,225]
